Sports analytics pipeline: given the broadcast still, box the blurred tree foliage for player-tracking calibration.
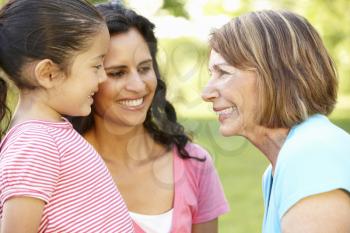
[161,0,188,18]
[0,0,349,95]
[87,0,349,95]
[89,0,188,18]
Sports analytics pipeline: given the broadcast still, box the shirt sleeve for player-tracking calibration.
[0,127,61,205]
[274,140,350,220]
[188,144,230,224]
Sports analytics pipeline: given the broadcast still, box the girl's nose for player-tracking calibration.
[99,69,108,83]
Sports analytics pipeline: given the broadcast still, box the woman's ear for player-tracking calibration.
[34,59,62,89]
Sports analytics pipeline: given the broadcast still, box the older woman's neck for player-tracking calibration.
[246,127,290,172]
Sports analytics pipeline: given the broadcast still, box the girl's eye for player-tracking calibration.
[107,70,126,78]
[94,64,103,70]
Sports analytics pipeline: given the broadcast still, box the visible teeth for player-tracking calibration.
[120,98,143,107]
[216,107,236,115]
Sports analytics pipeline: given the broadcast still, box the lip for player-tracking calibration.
[213,106,236,123]
[118,96,147,111]
[218,113,230,123]
[213,106,235,113]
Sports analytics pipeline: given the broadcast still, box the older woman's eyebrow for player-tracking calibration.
[212,63,237,73]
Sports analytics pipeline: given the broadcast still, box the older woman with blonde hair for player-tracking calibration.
[202,10,350,233]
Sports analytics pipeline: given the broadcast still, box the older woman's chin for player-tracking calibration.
[219,124,239,137]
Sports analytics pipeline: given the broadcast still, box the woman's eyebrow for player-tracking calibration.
[104,64,128,71]
[138,59,153,66]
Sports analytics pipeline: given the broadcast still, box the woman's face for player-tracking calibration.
[201,50,259,137]
[93,28,157,128]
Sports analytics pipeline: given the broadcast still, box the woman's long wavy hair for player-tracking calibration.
[69,2,203,161]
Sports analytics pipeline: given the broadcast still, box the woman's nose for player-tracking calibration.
[201,80,219,102]
[126,72,146,92]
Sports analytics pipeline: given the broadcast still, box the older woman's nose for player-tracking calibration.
[201,81,219,102]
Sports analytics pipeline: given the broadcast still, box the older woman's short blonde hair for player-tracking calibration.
[210,10,338,128]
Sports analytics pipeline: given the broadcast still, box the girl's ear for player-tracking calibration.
[34,59,63,89]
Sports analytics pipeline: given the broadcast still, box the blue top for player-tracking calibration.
[262,114,350,233]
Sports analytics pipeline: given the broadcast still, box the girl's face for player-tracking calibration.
[201,50,259,137]
[93,28,157,129]
[49,26,110,117]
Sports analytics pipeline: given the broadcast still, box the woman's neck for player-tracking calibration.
[245,126,290,172]
[85,115,165,166]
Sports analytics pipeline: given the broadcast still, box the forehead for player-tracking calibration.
[104,28,150,65]
[209,49,228,69]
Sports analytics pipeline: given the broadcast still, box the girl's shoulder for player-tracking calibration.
[1,119,73,150]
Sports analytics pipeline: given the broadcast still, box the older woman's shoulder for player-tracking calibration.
[284,114,350,151]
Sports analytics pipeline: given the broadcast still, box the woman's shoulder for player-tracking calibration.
[182,142,213,161]
[173,143,216,177]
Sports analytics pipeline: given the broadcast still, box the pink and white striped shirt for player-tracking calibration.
[0,120,134,232]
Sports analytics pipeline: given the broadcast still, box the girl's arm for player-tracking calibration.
[1,197,45,233]
[281,189,350,233]
[192,218,218,233]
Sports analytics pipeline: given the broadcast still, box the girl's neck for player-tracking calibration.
[11,91,62,126]
[245,126,290,172]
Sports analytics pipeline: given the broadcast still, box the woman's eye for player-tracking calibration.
[216,70,233,78]
[212,69,229,79]
[108,70,126,78]
[138,66,151,74]
[218,69,230,76]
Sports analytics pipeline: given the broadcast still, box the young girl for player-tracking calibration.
[0,0,133,232]
[70,2,229,233]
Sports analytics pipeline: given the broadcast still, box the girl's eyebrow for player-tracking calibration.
[93,54,105,60]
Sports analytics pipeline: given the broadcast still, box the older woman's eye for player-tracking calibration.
[216,69,231,78]
[208,69,213,76]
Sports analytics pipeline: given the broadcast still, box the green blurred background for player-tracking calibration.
[1,0,349,232]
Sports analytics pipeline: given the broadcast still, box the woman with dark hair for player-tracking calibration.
[69,2,229,233]
[202,10,350,233]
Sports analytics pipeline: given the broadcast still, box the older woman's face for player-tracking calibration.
[202,50,259,137]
